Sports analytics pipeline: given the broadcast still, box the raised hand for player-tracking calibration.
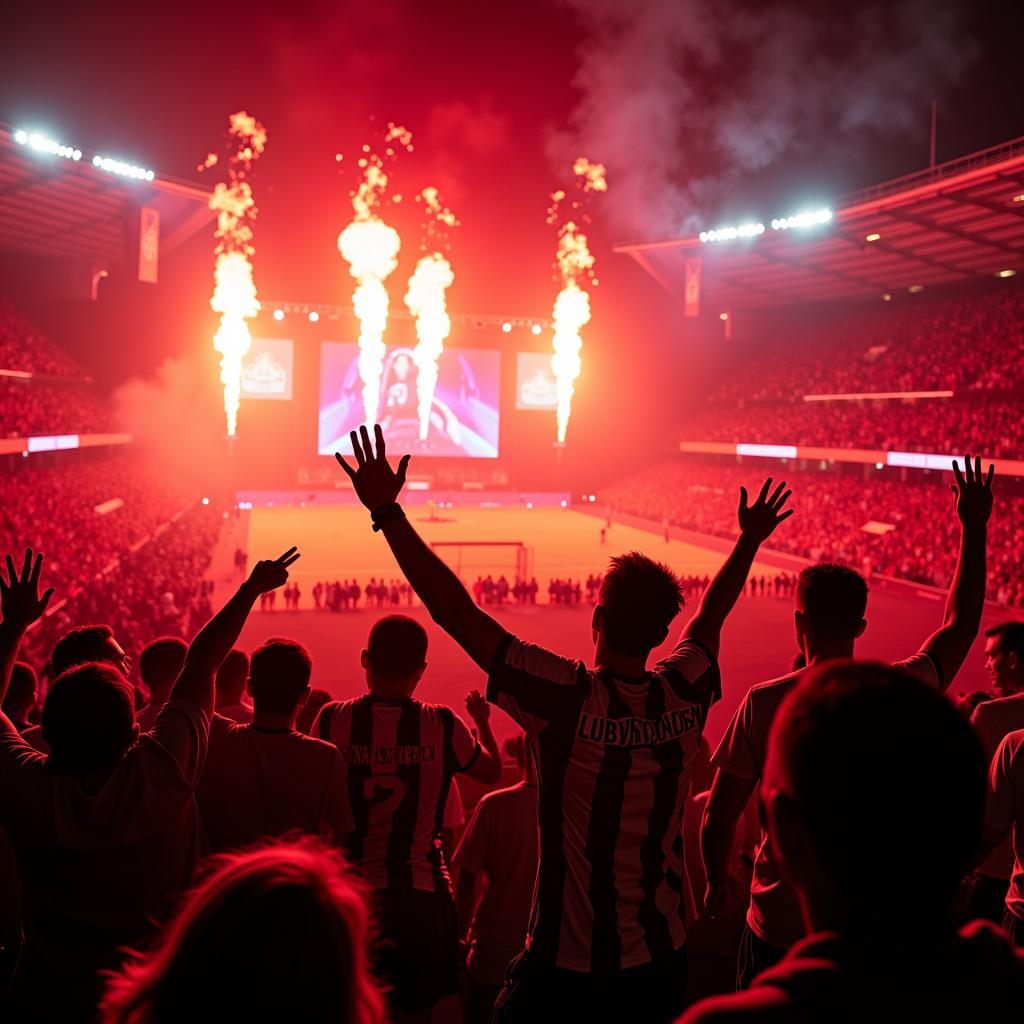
[0,549,55,630]
[247,547,301,594]
[737,478,793,544]
[335,424,411,511]
[951,454,994,529]
[465,689,490,728]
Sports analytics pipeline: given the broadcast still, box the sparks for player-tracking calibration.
[337,124,412,426]
[405,187,459,440]
[208,111,266,436]
[548,157,606,443]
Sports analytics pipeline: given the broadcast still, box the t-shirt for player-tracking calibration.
[215,699,254,724]
[444,780,466,829]
[454,781,539,985]
[972,693,1024,880]
[712,652,941,951]
[982,727,1024,923]
[0,699,208,977]
[196,714,353,854]
[314,695,480,893]
[488,633,720,972]
[676,922,1024,1022]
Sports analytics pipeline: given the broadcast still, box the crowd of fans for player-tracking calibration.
[683,396,1024,459]
[602,458,1024,607]
[0,300,89,378]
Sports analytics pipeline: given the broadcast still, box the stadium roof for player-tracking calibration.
[615,135,1024,310]
[0,125,213,267]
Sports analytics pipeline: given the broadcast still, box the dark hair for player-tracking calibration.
[796,563,868,640]
[101,839,386,1024]
[52,624,117,677]
[216,648,251,702]
[365,616,428,680]
[43,663,137,775]
[249,639,312,716]
[139,637,187,692]
[985,621,1024,660]
[3,662,38,717]
[769,661,985,911]
[597,552,683,656]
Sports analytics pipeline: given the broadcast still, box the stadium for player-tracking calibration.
[1,3,1022,1021]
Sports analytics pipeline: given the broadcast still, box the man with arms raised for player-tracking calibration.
[701,455,993,987]
[0,546,298,1020]
[336,425,793,1023]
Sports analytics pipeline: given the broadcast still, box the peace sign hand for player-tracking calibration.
[247,547,301,594]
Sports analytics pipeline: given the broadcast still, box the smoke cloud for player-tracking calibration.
[551,0,976,239]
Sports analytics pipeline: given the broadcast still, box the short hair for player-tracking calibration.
[52,624,117,677]
[43,662,137,775]
[296,688,332,736]
[248,639,312,715]
[767,661,984,911]
[985,621,1024,660]
[597,552,684,656]
[795,563,868,640]
[365,616,428,680]
[216,649,250,701]
[3,662,38,717]
[139,637,187,691]
[100,839,386,1023]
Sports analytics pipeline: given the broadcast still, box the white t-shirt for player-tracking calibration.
[982,728,1024,923]
[0,699,208,975]
[712,652,942,951]
[972,694,1024,880]
[196,714,353,853]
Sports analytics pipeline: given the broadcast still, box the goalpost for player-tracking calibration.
[430,540,533,584]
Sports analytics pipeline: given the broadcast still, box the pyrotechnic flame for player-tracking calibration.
[208,110,266,436]
[337,124,412,425]
[548,158,607,443]
[404,186,459,440]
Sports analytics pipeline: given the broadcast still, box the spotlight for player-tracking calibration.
[308,311,320,322]
[865,233,881,242]
[531,324,542,335]
[501,322,512,333]
[272,309,285,321]
[997,269,1017,279]
[201,497,210,506]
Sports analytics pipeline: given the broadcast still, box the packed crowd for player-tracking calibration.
[0,427,1021,1024]
[603,458,1024,608]
[0,300,89,378]
[1,379,116,438]
[683,396,1024,459]
[709,282,1024,404]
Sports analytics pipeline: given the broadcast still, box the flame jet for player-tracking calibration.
[547,158,607,444]
[337,124,412,426]
[405,187,459,441]
[208,111,266,437]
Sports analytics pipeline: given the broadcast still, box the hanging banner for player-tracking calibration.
[138,207,160,284]
[684,256,701,318]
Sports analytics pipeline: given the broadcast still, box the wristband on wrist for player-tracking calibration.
[370,502,406,532]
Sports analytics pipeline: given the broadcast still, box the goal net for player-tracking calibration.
[430,541,533,584]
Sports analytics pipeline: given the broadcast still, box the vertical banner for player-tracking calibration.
[684,256,701,318]
[138,207,160,284]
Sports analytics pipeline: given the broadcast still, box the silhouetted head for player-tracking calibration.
[43,662,139,777]
[296,688,332,735]
[139,637,187,701]
[794,563,868,653]
[361,616,428,696]
[3,661,38,724]
[52,624,129,678]
[984,621,1024,696]
[594,552,684,658]
[248,639,312,719]
[216,648,250,705]
[763,661,985,928]
[101,839,386,1024]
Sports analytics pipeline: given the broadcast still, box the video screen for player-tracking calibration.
[515,352,557,411]
[241,337,294,401]
[318,342,500,458]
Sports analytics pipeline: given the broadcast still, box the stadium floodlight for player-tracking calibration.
[308,311,320,322]
[272,309,285,321]
[865,232,881,242]
[531,323,542,335]
[770,208,832,231]
[92,154,155,181]
[13,129,82,161]
[997,269,1016,279]
[501,322,512,333]
[699,222,765,243]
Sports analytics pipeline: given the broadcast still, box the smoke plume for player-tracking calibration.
[551,0,976,239]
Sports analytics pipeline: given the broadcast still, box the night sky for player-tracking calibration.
[0,0,1021,468]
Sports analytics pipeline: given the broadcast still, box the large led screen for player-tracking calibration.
[318,343,500,458]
